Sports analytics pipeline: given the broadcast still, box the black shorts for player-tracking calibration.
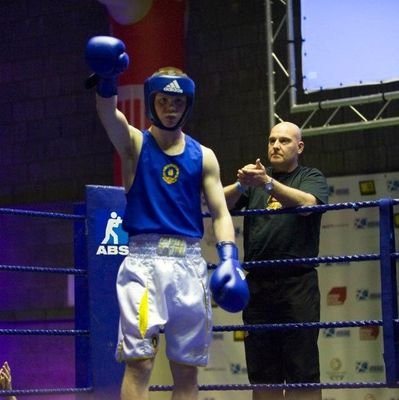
[243,268,320,384]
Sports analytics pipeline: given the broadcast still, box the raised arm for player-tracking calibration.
[95,96,141,158]
[85,36,142,190]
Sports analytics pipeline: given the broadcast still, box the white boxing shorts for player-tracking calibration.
[115,234,213,367]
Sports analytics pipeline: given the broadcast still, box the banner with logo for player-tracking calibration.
[198,172,399,400]
[85,185,127,399]
[317,171,399,400]
[83,172,398,400]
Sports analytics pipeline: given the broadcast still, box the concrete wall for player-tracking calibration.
[0,0,111,205]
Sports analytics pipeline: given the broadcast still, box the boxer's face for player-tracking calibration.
[154,93,187,129]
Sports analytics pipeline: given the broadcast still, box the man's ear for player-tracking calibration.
[298,141,305,154]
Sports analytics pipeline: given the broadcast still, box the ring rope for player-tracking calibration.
[1,319,388,337]
[0,380,388,397]
[215,319,387,332]
[0,328,89,336]
[0,264,87,275]
[203,198,399,218]
[0,207,84,220]
[149,381,388,392]
[3,252,394,275]
[245,253,381,266]
[4,318,395,337]
[0,387,93,396]
[208,252,399,271]
[1,198,397,395]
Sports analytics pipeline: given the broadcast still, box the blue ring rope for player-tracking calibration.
[0,264,87,275]
[0,207,84,220]
[0,328,89,336]
[1,198,398,394]
[150,381,388,391]
[0,387,93,396]
[203,198,399,218]
[0,380,389,397]
[4,319,398,337]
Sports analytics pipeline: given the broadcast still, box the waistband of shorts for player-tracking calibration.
[128,234,202,256]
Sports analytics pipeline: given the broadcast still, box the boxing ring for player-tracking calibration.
[0,184,398,399]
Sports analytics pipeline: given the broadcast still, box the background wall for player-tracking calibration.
[0,1,111,397]
[186,0,270,185]
[185,1,399,185]
[1,0,398,207]
[0,0,111,205]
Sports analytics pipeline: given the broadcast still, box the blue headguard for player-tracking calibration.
[144,68,195,131]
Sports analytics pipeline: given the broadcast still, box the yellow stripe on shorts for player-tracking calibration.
[139,287,149,338]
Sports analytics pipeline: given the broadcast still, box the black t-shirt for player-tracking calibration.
[236,166,329,269]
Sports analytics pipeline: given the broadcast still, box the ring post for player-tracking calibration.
[84,185,128,398]
[378,197,399,386]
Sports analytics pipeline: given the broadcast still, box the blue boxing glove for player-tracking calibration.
[209,241,249,313]
[85,36,129,97]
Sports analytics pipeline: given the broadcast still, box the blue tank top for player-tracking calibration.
[123,130,204,238]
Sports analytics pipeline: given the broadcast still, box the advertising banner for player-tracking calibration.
[84,171,399,400]
[198,172,399,400]
[106,0,187,185]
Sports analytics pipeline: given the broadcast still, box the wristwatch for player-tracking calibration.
[264,178,274,193]
[236,181,248,194]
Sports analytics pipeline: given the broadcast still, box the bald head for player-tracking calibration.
[268,122,304,172]
[272,122,302,141]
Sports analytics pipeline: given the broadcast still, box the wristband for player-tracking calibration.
[96,77,118,98]
[216,241,239,261]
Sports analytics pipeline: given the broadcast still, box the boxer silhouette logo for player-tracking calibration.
[96,211,129,256]
[101,211,122,244]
